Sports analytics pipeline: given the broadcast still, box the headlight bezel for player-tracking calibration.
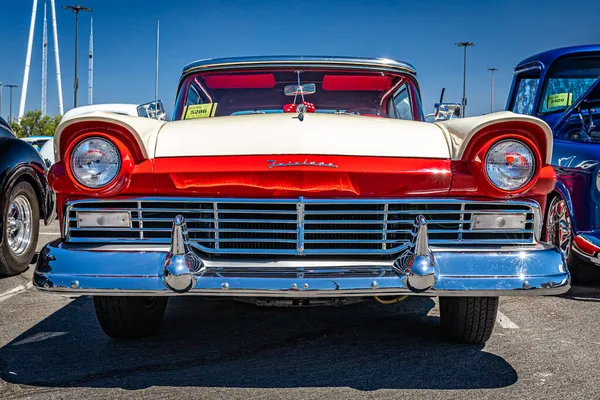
[484,139,537,192]
[69,136,122,189]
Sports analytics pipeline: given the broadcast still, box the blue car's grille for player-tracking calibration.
[66,198,539,256]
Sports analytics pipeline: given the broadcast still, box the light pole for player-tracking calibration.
[0,83,3,119]
[488,68,497,113]
[456,42,475,118]
[62,5,92,108]
[6,85,18,123]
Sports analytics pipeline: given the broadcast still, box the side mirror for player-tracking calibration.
[433,103,462,121]
[137,100,166,120]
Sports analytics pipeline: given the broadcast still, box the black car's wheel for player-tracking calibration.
[439,297,499,344]
[93,296,168,339]
[0,181,40,276]
[545,194,600,284]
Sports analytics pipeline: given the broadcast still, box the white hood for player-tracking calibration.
[54,109,552,163]
[154,113,451,159]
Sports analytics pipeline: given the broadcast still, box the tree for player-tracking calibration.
[10,110,61,138]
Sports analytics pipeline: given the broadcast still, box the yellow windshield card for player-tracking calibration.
[183,103,218,119]
[546,93,572,108]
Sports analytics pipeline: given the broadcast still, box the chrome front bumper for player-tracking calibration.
[34,215,570,297]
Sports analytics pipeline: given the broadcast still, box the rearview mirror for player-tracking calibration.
[137,100,166,120]
[284,83,316,96]
[433,103,461,121]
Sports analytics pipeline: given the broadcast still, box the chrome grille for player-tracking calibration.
[66,198,539,256]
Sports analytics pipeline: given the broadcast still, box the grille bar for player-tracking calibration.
[66,197,540,257]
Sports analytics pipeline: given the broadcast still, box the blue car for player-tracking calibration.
[508,45,600,282]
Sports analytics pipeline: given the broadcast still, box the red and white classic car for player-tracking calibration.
[35,56,569,344]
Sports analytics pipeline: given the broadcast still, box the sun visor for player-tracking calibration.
[322,75,393,91]
[204,74,276,89]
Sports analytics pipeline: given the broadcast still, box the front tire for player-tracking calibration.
[93,296,168,339]
[439,297,499,344]
[0,181,40,276]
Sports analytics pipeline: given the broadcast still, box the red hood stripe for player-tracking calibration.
[153,155,452,197]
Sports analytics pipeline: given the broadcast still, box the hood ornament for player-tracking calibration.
[295,103,306,122]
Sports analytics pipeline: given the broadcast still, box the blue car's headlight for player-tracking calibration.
[485,140,535,191]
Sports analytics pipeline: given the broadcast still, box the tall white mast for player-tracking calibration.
[88,18,93,105]
[50,0,64,115]
[155,21,159,106]
[19,0,38,120]
[41,2,48,116]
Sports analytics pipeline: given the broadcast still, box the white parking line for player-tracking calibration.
[39,232,61,235]
[0,281,33,303]
[497,311,519,329]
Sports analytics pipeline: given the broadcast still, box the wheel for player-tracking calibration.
[544,194,600,284]
[0,181,40,276]
[93,296,168,339]
[439,297,499,344]
[545,195,572,261]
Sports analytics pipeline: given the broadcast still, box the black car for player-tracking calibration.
[0,117,54,276]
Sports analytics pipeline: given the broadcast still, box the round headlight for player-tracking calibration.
[485,140,535,191]
[70,137,121,188]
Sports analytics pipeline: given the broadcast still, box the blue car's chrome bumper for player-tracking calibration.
[34,239,570,298]
[573,232,600,266]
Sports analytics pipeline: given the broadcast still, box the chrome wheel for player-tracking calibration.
[6,195,33,256]
[546,196,572,259]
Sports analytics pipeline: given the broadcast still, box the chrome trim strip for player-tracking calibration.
[382,204,389,251]
[213,202,219,250]
[137,201,144,240]
[64,197,540,206]
[297,196,305,255]
[51,242,554,253]
[182,56,417,76]
[36,285,570,298]
[514,62,544,74]
[458,203,465,241]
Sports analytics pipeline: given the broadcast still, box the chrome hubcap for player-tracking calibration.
[546,197,572,259]
[6,195,33,256]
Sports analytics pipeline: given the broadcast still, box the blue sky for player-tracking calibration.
[0,0,598,120]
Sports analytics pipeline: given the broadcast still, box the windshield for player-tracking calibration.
[174,69,420,121]
[539,56,600,114]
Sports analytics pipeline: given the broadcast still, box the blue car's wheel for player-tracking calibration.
[546,194,600,284]
[546,196,572,260]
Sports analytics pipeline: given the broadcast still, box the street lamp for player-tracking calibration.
[6,85,18,123]
[455,41,475,118]
[488,68,498,113]
[0,83,3,118]
[62,4,92,108]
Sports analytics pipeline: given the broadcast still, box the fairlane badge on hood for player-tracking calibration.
[267,159,338,169]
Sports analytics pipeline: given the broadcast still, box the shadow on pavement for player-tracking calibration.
[0,296,517,391]
[561,285,600,302]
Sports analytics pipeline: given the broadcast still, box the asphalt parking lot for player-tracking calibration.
[0,221,599,399]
